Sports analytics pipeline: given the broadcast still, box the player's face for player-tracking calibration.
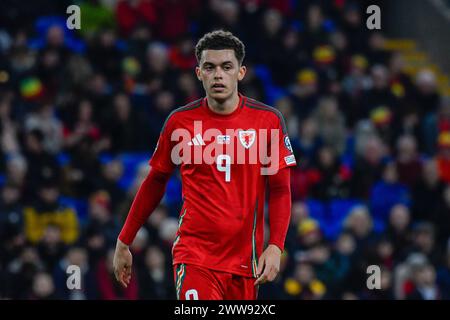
[196,49,246,101]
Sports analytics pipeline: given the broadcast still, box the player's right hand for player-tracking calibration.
[113,239,133,288]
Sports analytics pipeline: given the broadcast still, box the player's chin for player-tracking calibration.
[208,90,230,100]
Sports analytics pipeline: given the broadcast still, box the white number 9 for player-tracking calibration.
[216,154,231,182]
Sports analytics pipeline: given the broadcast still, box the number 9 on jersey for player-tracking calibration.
[216,154,231,182]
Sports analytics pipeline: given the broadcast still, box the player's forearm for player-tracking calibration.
[118,168,171,245]
[267,168,291,251]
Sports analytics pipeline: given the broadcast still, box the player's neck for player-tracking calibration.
[206,92,240,115]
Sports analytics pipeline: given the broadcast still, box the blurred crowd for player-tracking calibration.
[1,0,450,300]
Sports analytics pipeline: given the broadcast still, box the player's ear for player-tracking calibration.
[195,66,202,81]
[238,65,247,81]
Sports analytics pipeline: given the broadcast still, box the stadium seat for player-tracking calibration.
[59,196,89,222]
[329,199,364,222]
[117,152,150,191]
[28,16,86,53]
[56,152,71,166]
[305,199,326,221]
[254,65,286,105]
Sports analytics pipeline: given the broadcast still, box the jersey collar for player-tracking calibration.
[202,93,246,119]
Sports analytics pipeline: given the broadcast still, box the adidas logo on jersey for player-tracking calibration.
[187,134,206,146]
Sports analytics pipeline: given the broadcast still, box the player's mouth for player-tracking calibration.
[211,83,226,92]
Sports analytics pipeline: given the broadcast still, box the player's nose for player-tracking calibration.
[213,67,224,79]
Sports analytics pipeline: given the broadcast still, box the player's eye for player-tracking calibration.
[223,65,232,71]
[204,65,214,71]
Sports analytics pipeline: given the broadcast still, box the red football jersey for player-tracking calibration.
[150,94,296,277]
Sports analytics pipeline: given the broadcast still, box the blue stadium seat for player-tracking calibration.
[323,19,337,33]
[59,196,88,222]
[117,152,151,191]
[254,65,287,105]
[329,199,364,222]
[165,173,183,217]
[28,16,86,53]
[321,222,342,241]
[373,219,386,234]
[56,152,71,166]
[98,153,114,164]
[341,135,355,169]
[305,199,326,221]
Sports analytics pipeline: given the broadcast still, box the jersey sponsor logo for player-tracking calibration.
[217,135,231,144]
[284,155,296,165]
[284,136,293,153]
[238,130,256,149]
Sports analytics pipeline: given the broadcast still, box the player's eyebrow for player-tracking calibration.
[202,61,234,67]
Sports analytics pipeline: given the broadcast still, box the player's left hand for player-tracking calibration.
[254,244,282,286]
[113,239,133,288]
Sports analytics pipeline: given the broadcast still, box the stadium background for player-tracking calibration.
[1,0,450,300]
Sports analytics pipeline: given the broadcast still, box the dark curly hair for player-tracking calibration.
[195,30,245,65]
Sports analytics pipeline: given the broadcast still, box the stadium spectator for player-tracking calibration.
[296,218,324,252]
[97,160,126,213]
[351,133,386,199]
[331,231,356,296]
[2,247,44,299]
[345,205,376,240]
[307,241,351,295]
[412,159,445,223]
[386,204,412,256]
[395,135,423,188]
[115,0,158,37]
[283,261,327,300]
[312,96,346,156]
[36,224,67,272]
[176,71,202,105]
[84,190,120,248]
[96,248,138,299]
[87,29,123,83]
[361,267,395,300]
[105,93,149,153]
[136,245,175,299]
[414,69,440,118]
[289,68,320,118]
[63,99,107,152]
[29,272,58,299]
[437,247,450,300]
[403,222,441,267]
[23,129,61,201]
[433,185,450,244]
[53,247,98,300]
[62,136,102,198]
[24,179,79,245]
[0,97,21,155]
[24,103,64,154]
[406,263,442,300]
[310,146,352,200]
[369,159,410,221]
[423,97,450,155]
[0,183,23,243]
[285,201,309,254]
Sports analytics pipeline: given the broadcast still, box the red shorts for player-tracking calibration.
[173,263,258,300]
